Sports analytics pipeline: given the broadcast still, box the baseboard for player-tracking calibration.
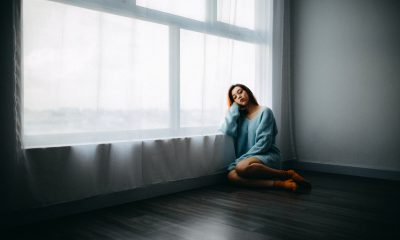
[1,173,227,229]
[283,160,400,181]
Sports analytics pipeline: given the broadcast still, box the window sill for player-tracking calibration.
[23,126,223,149]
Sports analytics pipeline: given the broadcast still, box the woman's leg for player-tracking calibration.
[235,157,289,179]
[235,157,311,187]
[227,170,298,192]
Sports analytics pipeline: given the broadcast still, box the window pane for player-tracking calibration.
[180,30,256,128]
[23,0,169,136]
[137,0,205,21]
[217,0,255,29]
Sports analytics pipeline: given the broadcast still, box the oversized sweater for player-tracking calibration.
[219,102,281,171]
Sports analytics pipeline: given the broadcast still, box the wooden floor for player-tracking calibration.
[4,171,400,240]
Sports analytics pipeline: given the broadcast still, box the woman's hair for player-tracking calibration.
[227,84,259,107]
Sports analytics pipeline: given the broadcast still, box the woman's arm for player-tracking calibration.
[218,102,241,137]
[237,108,276,159]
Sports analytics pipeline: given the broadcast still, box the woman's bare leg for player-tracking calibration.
[235,157,311,188]
[235,157,290,179]
[227,170,298,191]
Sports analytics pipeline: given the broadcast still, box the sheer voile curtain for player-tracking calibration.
[22,0,273,148]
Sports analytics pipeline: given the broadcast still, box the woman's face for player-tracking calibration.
[231,86,249,106]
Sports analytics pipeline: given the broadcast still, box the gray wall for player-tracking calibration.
[291,0,400,171]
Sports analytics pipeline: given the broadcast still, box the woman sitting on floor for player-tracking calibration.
[220,84,311,193]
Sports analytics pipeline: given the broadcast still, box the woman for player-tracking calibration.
[220,84,311,192]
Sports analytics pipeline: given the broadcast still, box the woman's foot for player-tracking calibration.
[274,179,311,193]
[286,169,312,190]
[273,179,298,192]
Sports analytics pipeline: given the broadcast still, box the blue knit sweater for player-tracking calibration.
[219,102,281,171]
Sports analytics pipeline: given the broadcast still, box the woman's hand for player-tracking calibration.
[230,102,247,116]
[239,105,248,111]
[231,102,245,110]
[233,102,247,111]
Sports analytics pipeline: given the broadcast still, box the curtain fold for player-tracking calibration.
[272,0,297,162]
[10,0,38,211]
[11,135,233,209]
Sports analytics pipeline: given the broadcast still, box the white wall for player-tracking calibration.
[291,0,400,171]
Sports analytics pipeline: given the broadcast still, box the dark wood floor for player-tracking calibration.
[4,171,400,240]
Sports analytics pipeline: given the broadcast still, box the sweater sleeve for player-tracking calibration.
[218,102,241,138]
[237,108,276,159]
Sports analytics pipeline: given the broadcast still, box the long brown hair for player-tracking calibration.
[227,84,259,107]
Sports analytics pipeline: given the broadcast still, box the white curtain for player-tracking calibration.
[22,0,273,148]
[4,0,280,212]
[4,0,300,213]
[20,135,234,208]
[272,0,297,162]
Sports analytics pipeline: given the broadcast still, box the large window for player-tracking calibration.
[23,0,273,148]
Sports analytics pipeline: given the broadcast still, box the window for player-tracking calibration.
[23,0,273,148]
[137,0,206,21]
